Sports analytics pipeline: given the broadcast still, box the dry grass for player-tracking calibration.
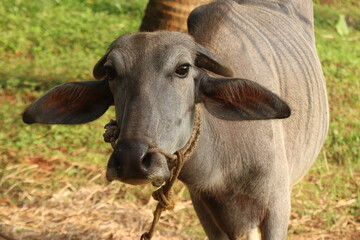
[0,160,358,240]
[0,183,195,240]
[0,159,203,240]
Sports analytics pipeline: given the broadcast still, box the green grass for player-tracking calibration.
[314,2,359,180]
[290,1,360,233]
[0,0,147,86]
[0,0,359,239]
[0,0,148,207]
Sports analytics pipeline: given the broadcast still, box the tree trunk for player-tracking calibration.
[140,0,212,33]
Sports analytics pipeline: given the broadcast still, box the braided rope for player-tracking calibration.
[141,105,201,240]
[140,151,185,240]
[103,104,201,240]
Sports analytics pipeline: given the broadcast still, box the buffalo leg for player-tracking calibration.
[189,191,230,240]
[259,191,291,240]
[247,228,259,240]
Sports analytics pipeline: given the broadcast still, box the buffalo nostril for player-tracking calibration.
[141,152,153,171]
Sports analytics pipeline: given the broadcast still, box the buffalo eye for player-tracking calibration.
[175,64,191,78]
[105,66,117,80]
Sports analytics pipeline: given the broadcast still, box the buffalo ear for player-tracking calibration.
[93,52,109,80]
[195,43,234,78]
[197,74,291,121]
[22,79,113,124]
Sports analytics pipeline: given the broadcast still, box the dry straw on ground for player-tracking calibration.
[0,160,359,240]
[0,182,197,240]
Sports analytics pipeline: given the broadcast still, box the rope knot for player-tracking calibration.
[103,119,119,149]
[152,187,175,210]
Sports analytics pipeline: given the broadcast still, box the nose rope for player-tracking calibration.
[147,147,177,161]
[140,150,184,240]
[142,105,201,240]
[103,104,201,240]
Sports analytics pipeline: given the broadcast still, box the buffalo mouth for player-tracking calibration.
[118,177,153,185]
[122,176,166,187]
[105,171,167,187]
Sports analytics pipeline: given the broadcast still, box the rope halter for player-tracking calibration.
[103,104,202,240]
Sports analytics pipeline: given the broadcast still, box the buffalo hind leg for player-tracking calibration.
[247,228,259,240]
[189,191,229,240]
[259,191,291,240]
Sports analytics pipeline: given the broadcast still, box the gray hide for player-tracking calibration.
[23,0,329,239]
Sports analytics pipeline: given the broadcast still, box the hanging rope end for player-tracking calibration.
[140,232,150,240]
